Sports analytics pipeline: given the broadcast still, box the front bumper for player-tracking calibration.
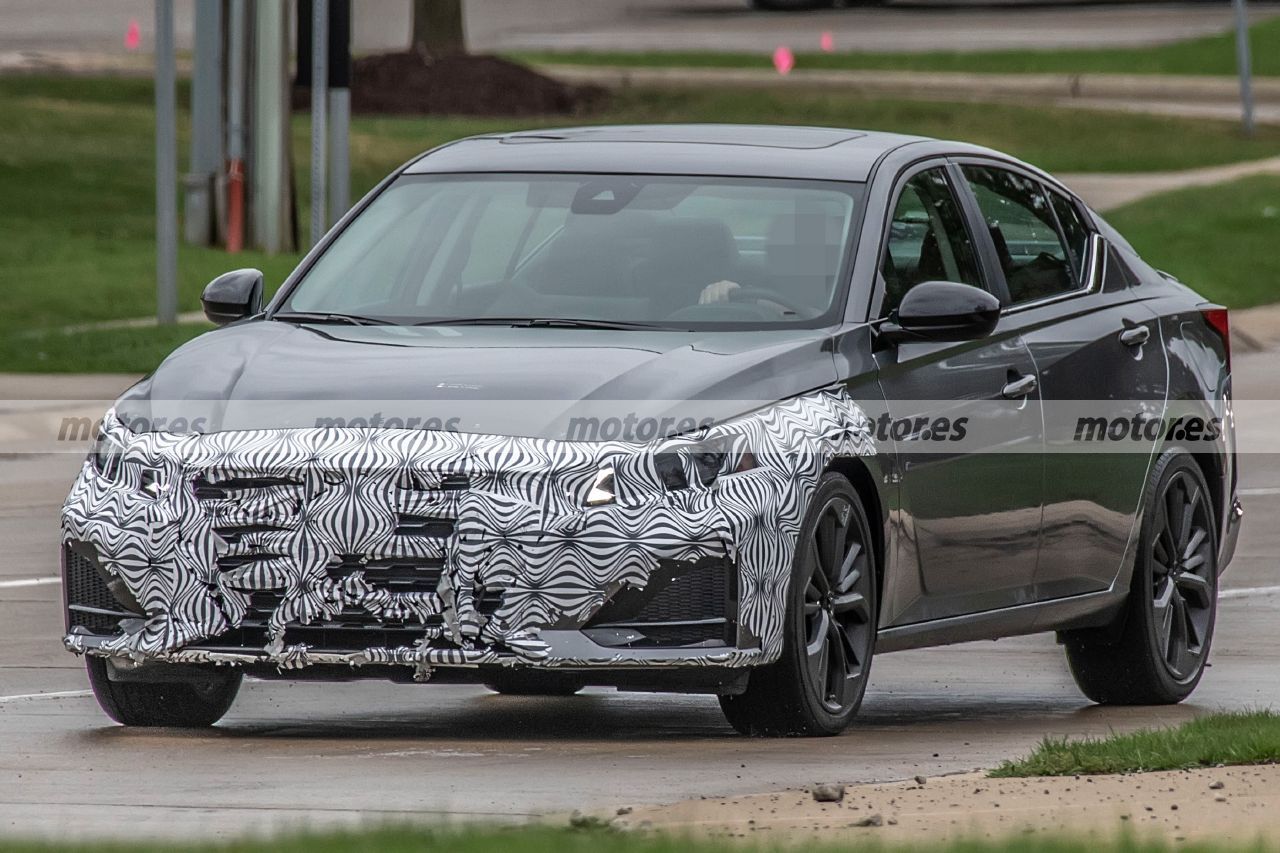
[62,392,874,675]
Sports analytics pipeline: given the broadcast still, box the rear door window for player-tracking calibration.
[1049,191,1090,279]
[961,165,1079,305]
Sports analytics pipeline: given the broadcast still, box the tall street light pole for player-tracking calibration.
[310,0,329,247]
[1233,0,1256,136]
[154,0,177,325]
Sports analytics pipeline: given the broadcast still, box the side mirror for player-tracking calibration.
[201,269,263,326]
[878,281,1001,344]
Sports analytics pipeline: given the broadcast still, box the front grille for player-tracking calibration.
[188,467,464,653]
[218,585,446,652]
[63,542,135,634]
[393,513,455,538]
[327,555,445,591]
[192,474,301,500]
[585,557,736,648]
[207,623,434,652]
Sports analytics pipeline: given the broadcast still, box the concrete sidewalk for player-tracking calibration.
[542,64,1278,126]
[1060,155,1280,212]
[543,64,1280,106]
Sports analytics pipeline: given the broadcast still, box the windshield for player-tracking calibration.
[278,173,863,329]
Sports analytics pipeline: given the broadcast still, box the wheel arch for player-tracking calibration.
[1190,450,1225,545]
[824,457,887,615]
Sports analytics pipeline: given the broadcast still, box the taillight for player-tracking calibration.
[1202,307,1230,372]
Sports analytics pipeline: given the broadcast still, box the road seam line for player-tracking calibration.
[0,689,91,704]
[1220,585,1280,600]
[0,576,60,589]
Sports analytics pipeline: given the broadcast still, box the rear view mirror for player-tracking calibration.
[879,281,1001,344]
[201,269,264,326]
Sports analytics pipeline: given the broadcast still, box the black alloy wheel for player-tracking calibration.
[1063,452,1218,705]
[720,473,877,736]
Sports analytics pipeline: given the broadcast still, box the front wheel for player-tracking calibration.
[86,657,242,727]
[720,473,877,736]
[1063,452,1218,704]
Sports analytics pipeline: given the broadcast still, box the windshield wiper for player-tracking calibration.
[413,317,663,330]
[271,311,394,326]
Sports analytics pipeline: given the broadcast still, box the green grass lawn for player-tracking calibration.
[1105,175,1280,310]
[993,710,1280,777]
[0,825,1268,853]
[512,16,1280,77]
[1,74,1277,372]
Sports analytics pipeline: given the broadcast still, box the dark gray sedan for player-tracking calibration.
[64,125,1238,736]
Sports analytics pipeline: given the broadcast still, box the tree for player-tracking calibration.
[412,0,466,58]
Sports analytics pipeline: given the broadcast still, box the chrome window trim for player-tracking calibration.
[1000,232,1106,316]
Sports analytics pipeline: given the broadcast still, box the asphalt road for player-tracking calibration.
[0,0,1275,56]
[0,348,1276,841]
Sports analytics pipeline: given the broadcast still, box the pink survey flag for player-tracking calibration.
[773,45,795,75]
[124,19,141,51]
[820,31,834,52]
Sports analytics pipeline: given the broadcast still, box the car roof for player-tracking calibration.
[402,124,929,182]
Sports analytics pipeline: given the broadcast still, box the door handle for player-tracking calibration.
[1119,325,1150,347]
[1002,373,1038,399]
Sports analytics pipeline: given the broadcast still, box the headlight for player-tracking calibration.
[584,433,760,508]
[89,429,125,481]
[585,464,616,507]
[658,434,758,492]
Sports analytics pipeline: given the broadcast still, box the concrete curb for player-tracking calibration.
[540,63,1280,106]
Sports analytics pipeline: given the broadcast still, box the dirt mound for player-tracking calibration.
[340,52,605,117]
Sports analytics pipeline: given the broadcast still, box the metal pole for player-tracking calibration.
[310,0,329,247]
[253,0,285,254]
[185,0,222,246]
[327,0,351,223]
[226,0,247,253]
[1233,0,1256,136]
[155,0,178,325]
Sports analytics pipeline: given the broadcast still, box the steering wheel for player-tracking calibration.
[727,286,807,317]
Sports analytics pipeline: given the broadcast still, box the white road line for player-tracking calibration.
[1239,487,1280,496]
[0,689,91,704]
[0,576,60,589]
[1221,585,1280,600]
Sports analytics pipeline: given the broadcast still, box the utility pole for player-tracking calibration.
[154,0,178,325]
[252,0,295,254]
[226,0,248,253]
[309,0,329,247]
[1233,0,1256,136]
[328,0,352,223]
[186,0,223,247]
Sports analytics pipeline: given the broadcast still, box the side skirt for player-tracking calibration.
[876,587,1128,653]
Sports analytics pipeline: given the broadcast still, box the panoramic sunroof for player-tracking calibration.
[501,125,864,150]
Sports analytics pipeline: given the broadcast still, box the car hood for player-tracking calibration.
[116,320,840,440]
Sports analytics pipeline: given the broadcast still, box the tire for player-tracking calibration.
[85,657,242,727]
[1063,452,1218,705]
[719,473,877,736]
[483,669,583,696]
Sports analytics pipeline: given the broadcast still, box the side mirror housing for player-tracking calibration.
[878,281,1001,344]
[201,269,264,326]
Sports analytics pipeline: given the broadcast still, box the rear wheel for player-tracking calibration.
[720,473,876,736]
[86,657,242,727]
[483,669,583,696]
[1063,453,1218,704]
